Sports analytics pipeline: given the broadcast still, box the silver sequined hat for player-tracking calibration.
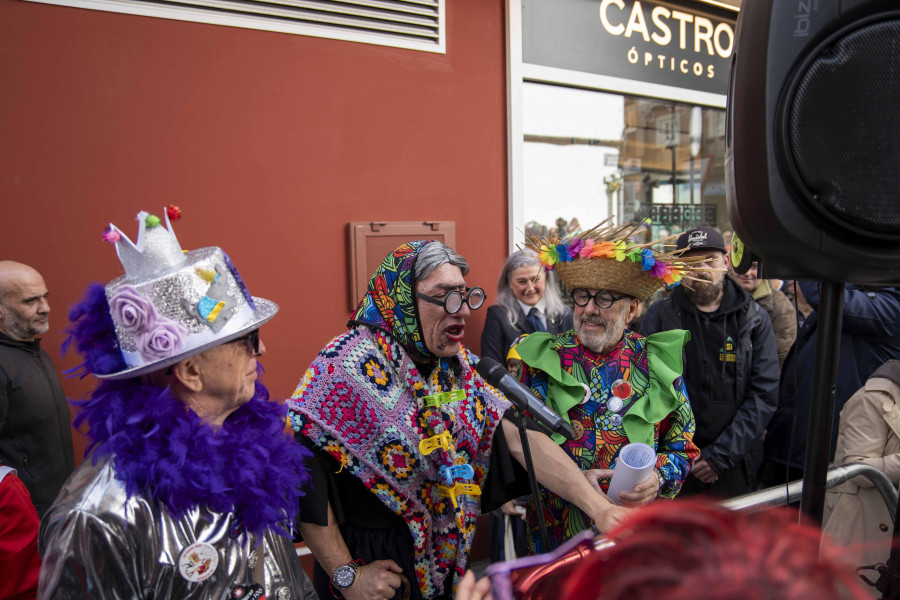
[97,208,278,380]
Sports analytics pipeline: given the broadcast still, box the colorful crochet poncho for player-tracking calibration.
[288,241,509,598]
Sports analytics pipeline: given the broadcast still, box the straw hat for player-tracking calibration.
[522,218,706,300]
[97,207,278,380]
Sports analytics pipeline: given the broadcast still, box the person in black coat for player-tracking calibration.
[480,252,574,365]
[639,228,779,498]
[0,261,74,519]
[761,283,900,486]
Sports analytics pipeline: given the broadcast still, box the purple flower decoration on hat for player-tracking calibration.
[567,239,584,260]
[109,284,187,364]
[649,261,667,278]
[135,320,187,362]
[109,286,159,333]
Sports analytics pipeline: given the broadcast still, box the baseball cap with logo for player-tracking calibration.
[675,226,727,253]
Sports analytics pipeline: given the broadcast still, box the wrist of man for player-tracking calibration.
[654,467,665,492]
[330,559,365,597]
[589,493,615,522]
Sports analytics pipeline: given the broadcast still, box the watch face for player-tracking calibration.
[333,564,357,589]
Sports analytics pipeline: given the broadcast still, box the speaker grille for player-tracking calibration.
[788,19,900,239]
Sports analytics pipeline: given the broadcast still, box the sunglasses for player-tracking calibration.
[416,287,486,315]
[229,328,260,355]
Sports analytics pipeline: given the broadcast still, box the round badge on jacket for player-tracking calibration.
[178,541,219,583]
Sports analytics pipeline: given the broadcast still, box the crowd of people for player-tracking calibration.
[1,210,897,599]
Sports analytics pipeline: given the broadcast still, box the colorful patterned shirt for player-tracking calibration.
[517,329,698,553]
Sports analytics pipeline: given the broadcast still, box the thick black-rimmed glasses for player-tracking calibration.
[230,328,260,355]
[570,289,629,309]
[416,287,486,315]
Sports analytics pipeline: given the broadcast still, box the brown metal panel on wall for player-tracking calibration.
[348,221,456,311]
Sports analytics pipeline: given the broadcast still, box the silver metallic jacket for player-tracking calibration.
[38,456,317,600]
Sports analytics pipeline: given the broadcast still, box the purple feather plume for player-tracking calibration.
[63,283,127,377]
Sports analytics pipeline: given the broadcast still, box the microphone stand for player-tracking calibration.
[512,408,552,552]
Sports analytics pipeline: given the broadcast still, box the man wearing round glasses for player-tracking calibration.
[513,225,700,554]
[569,288,636,356]
[289,241,630,600]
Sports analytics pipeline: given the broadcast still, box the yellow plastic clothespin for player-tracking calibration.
[418,430,452,456]
[437,482,481,509]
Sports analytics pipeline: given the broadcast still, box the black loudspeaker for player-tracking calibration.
[725,0,900,283]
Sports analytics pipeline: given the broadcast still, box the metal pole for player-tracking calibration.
[515,409,551,551]
[721,463,897,518]
[799,281,845,522]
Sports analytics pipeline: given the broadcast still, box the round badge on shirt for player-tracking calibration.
[571,420,584,440]
[608,397,624,413]
[580,383,591,405]
[178,541,219,583]
[611,379,632,400]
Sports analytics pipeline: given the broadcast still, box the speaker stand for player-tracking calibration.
[799,281,845,522]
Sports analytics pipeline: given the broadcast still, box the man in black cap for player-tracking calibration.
[640,226,779,497]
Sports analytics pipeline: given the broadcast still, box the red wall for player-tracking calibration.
[0,0,510,462]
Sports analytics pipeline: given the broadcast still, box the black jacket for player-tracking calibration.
[0,332,75,517]
[640,278,780,478]
[480,304,574,364]
[765,283,900,470]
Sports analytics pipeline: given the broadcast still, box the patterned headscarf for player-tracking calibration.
[348,240,434,363]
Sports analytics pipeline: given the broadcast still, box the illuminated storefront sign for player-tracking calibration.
[523,0,736,95]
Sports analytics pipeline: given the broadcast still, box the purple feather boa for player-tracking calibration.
[65,284,311,537]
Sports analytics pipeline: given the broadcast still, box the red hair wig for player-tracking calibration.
[562,500,869,600]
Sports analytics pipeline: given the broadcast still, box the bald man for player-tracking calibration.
[0,261,74,518]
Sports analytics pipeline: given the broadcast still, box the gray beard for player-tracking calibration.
[1,312,48,341]
[576,310,628,355]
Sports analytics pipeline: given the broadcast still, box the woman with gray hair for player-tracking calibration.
[480,252,573,365]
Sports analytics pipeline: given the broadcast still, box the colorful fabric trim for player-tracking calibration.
[515,329,691,446]
[516,329,698,553]
[288,327,508,598]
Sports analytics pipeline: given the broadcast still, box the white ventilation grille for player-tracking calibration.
[26,0,445,53]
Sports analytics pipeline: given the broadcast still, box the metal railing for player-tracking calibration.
[720,463,898,521]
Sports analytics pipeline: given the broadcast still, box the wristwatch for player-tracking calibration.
[332,559,363,590]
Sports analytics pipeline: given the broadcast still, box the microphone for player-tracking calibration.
[475,357,577,441]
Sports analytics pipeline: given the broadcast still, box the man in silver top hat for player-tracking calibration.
[38,208,316,600]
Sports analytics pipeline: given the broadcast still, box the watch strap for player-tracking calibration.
[329,559,365,598]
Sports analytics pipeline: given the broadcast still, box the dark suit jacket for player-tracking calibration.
[479,304,574,364]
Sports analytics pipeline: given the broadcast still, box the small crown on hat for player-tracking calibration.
[108,210,186,281]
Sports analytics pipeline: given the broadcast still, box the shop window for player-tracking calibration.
[25,0,445,53]
[522,82,729,242]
